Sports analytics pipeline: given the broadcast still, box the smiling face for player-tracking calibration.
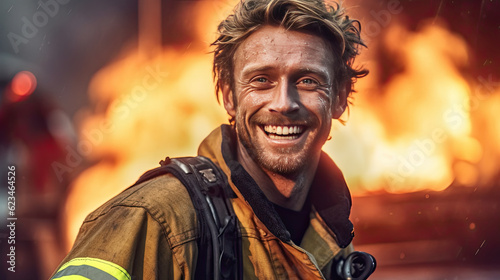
[223,25,346,176]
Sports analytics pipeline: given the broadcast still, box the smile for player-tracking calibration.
[263,125,304,140]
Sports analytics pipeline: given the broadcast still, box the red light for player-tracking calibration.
[7,71,37,102]
[12,71,37,96]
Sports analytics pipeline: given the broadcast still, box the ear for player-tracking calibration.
[222,83,236,118]
[332,85,348,119]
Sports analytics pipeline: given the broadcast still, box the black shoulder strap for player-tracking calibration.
[132,156,242,280]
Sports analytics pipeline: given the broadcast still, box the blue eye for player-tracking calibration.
[300,79,317,85]
[249,76,273,90]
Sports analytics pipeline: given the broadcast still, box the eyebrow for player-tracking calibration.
[240,65,274,77]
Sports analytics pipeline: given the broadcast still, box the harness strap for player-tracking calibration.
[133,156,241,280]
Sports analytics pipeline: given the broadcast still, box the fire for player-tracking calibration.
[63,0,236,250]
[324,21,498,194]
[63,2,500,249]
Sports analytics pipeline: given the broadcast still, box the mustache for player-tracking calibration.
[250,113,316,127]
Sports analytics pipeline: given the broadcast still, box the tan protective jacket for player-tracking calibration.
[52,125,354,279]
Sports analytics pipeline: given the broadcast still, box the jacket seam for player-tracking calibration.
[83,202,197,249]
[84,178,162,221]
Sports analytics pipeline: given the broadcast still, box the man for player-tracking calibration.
[51,0,369,279]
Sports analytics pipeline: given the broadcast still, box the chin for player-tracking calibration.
[257,151,309,176]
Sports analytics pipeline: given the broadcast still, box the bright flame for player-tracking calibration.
[325,21,496,194]
[64,1,234,249]
[64,3,500,249]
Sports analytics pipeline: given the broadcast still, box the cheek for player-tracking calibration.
[309,95,333,120]
[237,91,270,115]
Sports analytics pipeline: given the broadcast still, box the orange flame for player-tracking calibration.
[324,21,489,194]
[63,0,234,250]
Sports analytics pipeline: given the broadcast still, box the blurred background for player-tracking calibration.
[0,0,499,279]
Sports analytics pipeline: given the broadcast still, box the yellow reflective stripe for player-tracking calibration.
[53,257,131,280]
[53,276,90,280]
[52,265,115,280]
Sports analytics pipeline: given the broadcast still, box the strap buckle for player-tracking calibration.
[199,168,217,183]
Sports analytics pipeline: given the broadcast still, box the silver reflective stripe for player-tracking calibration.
[52,264,118,280]
[51,258,131,280]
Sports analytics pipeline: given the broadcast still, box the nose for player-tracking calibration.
[268,81,300,114]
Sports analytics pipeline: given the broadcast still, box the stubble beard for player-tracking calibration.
[235,114,314,176]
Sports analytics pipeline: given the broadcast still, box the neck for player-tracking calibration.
[236,143,319,211]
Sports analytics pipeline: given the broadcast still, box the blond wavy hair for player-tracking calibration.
[212,0,368,103]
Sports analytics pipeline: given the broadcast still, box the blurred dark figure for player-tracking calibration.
[0,55,76,280]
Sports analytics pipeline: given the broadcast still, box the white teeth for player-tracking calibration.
[276,126,283,135]
[269,134,297,140]
[264,125,303,136]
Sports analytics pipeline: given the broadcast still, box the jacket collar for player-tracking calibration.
[198,125,353,248]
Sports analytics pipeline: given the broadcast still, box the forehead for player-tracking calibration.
[234,25,334,73]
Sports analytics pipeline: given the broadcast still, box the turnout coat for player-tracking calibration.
[51,125,355,279]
